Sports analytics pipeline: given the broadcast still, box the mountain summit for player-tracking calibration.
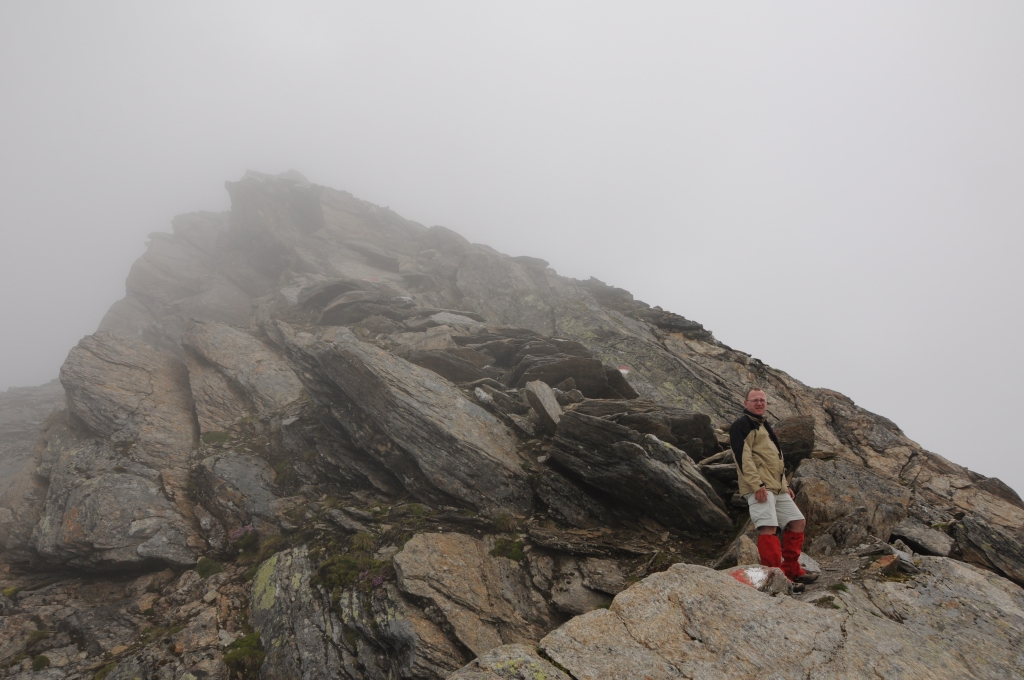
[1,171,1022,679]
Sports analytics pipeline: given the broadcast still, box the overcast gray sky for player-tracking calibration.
[2,2,1022,494]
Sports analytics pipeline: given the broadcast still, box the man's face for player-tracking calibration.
[744,390,767,415]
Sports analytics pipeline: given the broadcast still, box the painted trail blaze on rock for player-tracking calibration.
[726,565,791,595]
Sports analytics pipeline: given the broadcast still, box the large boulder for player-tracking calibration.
[536,559,1024,679]
[394,533,558,656]
[21,332,203,569]
[281,324,533,515]
[550,411,731,533]
[30,422,196,568]
[793,458,911,541]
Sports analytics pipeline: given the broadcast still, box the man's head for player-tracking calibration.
[744,388,767,416]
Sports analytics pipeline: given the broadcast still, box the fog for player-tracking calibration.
[1,2,1022,493]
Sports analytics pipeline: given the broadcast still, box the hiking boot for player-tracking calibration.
[791,582,805,594]
[795,572,819,584]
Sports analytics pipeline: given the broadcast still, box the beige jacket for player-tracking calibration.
[735,419,789,496]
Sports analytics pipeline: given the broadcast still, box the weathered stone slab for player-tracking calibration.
[394,533,557,655]
[522,380,562,433]
[551,412,731,533]
[405,349,491,384]
[953,514,1024,586]
[282,323,532,514]
[891,517,954,557]
[183,319,304,416]
[793,458,911,540]
[250,547,348,680]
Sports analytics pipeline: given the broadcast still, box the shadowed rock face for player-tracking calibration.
[1,170,1023,680]
[550,411,730,533]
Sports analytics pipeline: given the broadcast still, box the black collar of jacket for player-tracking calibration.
[743,409,765,425]
[729,409,784,461]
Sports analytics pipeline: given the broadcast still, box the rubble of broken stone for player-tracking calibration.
[2,170,1024,679]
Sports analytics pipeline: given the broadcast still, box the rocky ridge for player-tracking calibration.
[0,170,1022,679]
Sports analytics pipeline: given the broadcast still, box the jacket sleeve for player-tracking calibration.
[730,419,764,492]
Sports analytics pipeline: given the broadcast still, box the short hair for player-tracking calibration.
[744,387,766,401]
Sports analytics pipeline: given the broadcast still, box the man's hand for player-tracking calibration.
[787,488,795,500]
[755,487,768,503]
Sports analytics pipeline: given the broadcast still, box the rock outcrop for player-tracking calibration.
[2,170,1023,679]
[459,557,1024,680]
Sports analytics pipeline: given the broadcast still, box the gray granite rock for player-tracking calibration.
[539,560,1024,679]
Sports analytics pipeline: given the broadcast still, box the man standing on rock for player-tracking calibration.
[730,388,817,588]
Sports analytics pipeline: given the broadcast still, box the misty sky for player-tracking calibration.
[2,2,1022,494]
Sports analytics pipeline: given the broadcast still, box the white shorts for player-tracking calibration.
[746,491,805,529]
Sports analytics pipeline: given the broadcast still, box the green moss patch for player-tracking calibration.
[491,511,519,533]
[201,431,231,444]
[489,538,525,562]
[32,655,50,671]
[195,557,223,579]
[224,632,265,678]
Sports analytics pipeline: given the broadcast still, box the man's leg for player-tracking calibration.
[780,520,806,580]
[747,492,782,568]
[777,495,816,583]
[756,525,782,569]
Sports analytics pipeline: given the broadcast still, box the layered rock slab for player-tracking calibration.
[550,411,730,533]
[59,332,196,492]
[30,422,196,568]
[280,323,532,514]
[183,319,305,432]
